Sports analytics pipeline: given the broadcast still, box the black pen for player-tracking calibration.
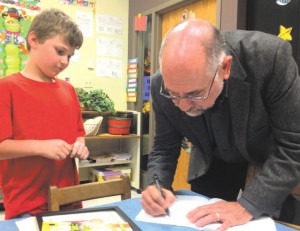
[153,174,170,216]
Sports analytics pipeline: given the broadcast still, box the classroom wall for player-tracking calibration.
[128,0,247,59]
[128,0,166,59]
[39,0,129,111]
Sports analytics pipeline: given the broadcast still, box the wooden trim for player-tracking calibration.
[276,220,300,230]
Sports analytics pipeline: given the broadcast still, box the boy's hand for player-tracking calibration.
[41,139,72,160]
[70,141,89,160]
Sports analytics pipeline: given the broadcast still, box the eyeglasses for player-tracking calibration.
[160,65,220,102]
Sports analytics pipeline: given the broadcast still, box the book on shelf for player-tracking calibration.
[80,152,132,165]
[111,152,132,161]
[89,165,131,182]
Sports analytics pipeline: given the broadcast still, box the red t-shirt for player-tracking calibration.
[0,73,85,219]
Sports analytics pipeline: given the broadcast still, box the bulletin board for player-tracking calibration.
[0,0,41,78]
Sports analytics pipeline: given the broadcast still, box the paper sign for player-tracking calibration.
[128,63,138,69]
[134,15,147,31]
[128,73,138,78]
[128,58,139,63]
[128,69,137,74]
[127,96,137,102]
[127,87,137,92]
[128,78,137,83]
[128,83,137,88]
[127,92,137,97]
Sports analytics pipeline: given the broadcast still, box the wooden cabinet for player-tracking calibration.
[79,112,141,190]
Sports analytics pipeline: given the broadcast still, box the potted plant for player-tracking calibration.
[75,87,115,113]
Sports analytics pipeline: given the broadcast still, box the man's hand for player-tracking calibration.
[141,184,176,216]
[187,201,253,231]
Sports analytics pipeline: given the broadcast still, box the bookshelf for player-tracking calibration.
[79,112,141,190]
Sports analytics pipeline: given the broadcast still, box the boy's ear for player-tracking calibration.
[27,31,38,48]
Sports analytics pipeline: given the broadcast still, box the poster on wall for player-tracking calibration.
[96,57,122,78]
[0,0,41,78]
[59,0,95,9]
[96,37,122,57]
[96,14,122,35]
[75,11,93,38]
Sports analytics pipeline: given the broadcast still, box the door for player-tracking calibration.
[160,0,217,190]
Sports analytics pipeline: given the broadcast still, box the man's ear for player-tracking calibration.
[27,31,38,49]
[221,55,232,80]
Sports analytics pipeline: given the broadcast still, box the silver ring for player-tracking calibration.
[215,212,221,222]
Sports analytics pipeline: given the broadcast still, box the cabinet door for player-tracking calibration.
[247,0,300,68]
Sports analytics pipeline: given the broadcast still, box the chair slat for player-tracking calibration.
[48,174,131,212]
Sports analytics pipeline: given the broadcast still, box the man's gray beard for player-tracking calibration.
[184,81,224,117]
[185,108,206,117]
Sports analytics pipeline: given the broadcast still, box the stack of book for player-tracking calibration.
[89,165,131,182]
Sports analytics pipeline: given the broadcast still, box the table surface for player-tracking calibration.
[0,190,297,231]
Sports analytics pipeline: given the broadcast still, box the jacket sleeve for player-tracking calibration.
[146,71,183,189]
[238,37,300,218]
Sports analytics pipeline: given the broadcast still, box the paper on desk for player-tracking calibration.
[135,195,276,231]
[15,216,39,231]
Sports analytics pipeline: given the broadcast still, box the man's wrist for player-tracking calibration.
[238,197,265,219]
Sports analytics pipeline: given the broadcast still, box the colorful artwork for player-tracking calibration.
[42,220,132,231]
[278,25,292,41]
[60,0,95,8]
[0,4,35,77]
[0,0,40,11]
[36,207,141,231]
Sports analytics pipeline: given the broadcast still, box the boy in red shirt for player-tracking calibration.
[0,8,89,219]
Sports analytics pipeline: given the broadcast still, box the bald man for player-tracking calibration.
[141,19,300,230]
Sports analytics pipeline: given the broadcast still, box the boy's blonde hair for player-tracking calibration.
[26,8,83,51]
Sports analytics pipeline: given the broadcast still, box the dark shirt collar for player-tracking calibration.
[215,80,228,106]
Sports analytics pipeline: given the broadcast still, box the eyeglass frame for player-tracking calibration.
[160,65,220,102]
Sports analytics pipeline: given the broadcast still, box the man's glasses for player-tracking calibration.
[160,65,220,102]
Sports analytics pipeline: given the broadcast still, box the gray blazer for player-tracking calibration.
[147,30,300,217]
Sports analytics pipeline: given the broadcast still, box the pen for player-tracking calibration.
[153,174,170,216]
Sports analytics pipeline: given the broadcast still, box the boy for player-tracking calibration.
[0,8,89,219]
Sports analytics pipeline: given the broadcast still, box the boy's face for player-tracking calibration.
[29,33,75,78]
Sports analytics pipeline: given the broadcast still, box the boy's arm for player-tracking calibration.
[0,139,72,160]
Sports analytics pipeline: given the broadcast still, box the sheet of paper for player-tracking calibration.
[135,195,276,231]
[15,216,39,231]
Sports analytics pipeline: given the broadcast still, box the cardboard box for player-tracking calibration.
[89,165,131,183]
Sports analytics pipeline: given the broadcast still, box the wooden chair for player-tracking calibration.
[245,164,300,229]
[48,174,131,212]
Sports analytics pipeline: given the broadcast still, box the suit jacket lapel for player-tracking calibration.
[228,49,251,159]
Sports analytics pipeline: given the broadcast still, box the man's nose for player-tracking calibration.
[175,98,193,112]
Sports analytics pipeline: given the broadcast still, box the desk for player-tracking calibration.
[0,190,297,231]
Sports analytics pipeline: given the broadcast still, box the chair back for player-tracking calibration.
[48,174,131,212]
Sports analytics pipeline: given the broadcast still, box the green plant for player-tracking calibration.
[75,87,115,113]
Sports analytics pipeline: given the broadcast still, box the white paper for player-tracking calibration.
[135,195,276,231]
[96,37,122,57]
[96,57,122,78]
[16,217,39,231]
[75,11,94,38]
[96,14,122,35]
